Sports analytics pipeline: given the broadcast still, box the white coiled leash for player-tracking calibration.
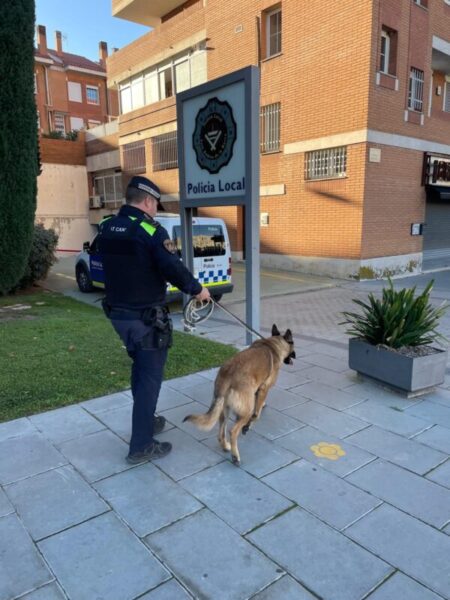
[182,297,264,340]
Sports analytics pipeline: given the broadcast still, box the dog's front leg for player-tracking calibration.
[242,389,260,435]
[253,385,269,420]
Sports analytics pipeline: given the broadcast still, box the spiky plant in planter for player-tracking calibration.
[342,279,447,350]
[342,279,448,395]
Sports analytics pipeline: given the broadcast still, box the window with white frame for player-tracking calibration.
[305,147,347,181]
[158,64,173,100]
[266,7,282,58]
[152,131,178,171]
[68,81,82,102]
[53,113,66,134]
[86,85,99,104]
[131,75,144,109]
[260,103,280,153]
[380,29,391,74]
[70,116,84,131]
[444,79,450,112]
[413,0,428,7]
[118,43,207,114]
[34,73,38,94]
[94,173,123,205]
[408,67,424,111]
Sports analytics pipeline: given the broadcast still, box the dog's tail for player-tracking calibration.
[183,395,225,431]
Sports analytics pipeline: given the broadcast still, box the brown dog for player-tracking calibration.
[183,324,295,465]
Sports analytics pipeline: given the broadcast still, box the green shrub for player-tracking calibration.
[65,130,78,141]
[341,279,447,348]
[42,130,64,139]
[11,224,58,291]
[0,0,38,294]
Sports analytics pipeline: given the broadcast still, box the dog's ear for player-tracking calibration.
[284,329,293,343]
[272,324,280,336]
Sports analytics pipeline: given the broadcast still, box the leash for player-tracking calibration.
[183,297,264,340]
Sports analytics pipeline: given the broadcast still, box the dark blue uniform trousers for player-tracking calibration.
[110,318,168,454]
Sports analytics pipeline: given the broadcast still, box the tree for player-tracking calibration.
[0,0,38,294]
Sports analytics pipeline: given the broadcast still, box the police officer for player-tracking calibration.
[98,175,211,464]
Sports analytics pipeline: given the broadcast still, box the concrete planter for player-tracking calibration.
[348,338,448,396]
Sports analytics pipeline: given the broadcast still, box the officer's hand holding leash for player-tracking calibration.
[195,287,211,302]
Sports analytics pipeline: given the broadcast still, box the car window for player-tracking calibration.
[173,225,226,257]
[89,235,100,254]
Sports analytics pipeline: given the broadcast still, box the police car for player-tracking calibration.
[75,214,234,302]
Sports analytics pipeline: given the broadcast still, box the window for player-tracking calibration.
[408,67,424,112]
[305,147,347,180]
[34,73,37,94]
[379,27,397,76]
[53,113,66,135]
[413,0,428,7]
[260,103,280,153]
[444,80,450,112]
[122,140,146,173]
[266,7,282,57]
[68,81,82,102]
[118,43,207,114]
[120,82,132,113]
[144,70,159,105]
[380,30,390,74]
[131,75,144,109]
[174,59,190,94]
[159,66,173,100]
[152,131,178,171]
[70,116,84,131]
[86,85,99,104]
[94,173,123,205]
[88,120,101,128]
[173,225,226,257]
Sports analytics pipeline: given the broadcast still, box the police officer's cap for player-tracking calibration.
[127,176,164,211]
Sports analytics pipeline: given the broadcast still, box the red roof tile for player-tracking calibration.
[34,48,106,74]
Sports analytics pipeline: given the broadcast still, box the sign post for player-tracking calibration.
[177,66,260,344]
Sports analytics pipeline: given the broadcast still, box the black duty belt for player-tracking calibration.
[107,304,169,323]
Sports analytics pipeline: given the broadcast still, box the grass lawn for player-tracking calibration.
[0,290,237,423]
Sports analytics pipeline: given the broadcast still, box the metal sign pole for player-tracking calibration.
[245,67,260,345]
[181,206,194,311]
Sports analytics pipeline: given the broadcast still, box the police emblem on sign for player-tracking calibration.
[193,97,237,174]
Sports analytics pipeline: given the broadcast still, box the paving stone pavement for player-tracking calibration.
[2,288,450,598]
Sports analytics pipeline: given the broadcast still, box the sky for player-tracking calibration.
[35,0,150,60]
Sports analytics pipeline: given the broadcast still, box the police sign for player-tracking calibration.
[177,69,254,204]
[176,66,261,344]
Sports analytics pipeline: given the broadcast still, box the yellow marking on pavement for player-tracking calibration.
[55,273,76,281]
[232,266,332,284]
[310,442,346,461]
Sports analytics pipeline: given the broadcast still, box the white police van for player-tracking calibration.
[75,214,233,301]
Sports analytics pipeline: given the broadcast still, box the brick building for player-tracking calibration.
[34,25,119,135]
[105,0,450,278]
[34,25,121,251]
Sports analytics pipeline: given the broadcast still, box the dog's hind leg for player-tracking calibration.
[218,406,231,452]
[230,410,253,465]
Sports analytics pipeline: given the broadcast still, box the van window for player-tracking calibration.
[173,225,226,257]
